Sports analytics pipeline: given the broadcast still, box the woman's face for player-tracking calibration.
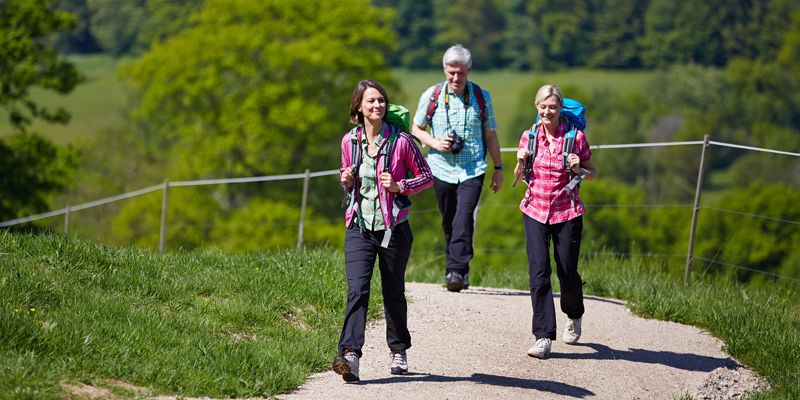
[537,95,561,128]
[359,87,386,124]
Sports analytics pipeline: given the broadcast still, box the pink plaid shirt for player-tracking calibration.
[517,121,592,224]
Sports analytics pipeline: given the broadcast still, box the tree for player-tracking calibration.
[0,134,75,221]
[125,0,396,181]
[526,0,592,68]
[434,0,506,69]
[0,0,81,130]
[0,0,79,222]
[373,0,438,69]
[587,0,646,68]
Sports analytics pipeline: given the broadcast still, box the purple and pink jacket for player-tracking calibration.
[340,125,433,229]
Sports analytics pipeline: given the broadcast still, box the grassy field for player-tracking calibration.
[0,55,131,145]
[0,54,654,146]
[1,231,797,399]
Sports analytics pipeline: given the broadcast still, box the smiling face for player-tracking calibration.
[537,95,561,130]
[359,87,386,124]
[444,62,470,95]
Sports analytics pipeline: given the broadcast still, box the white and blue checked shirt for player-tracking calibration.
[413,81,497,184]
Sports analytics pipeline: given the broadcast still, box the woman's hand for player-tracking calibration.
[516,147,530,161]
[567,153,581,173]
[380,172,400,193]
[341,167,354,189]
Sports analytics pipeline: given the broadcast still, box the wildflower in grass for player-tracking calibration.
[14,308,20,314]
[29,307,36,315]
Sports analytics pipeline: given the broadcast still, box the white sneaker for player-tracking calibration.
[389,349,408,375]
[562,317,582,345]
[332,349,360,383]
[527,338,552,359]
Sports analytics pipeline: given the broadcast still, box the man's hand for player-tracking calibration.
[490,170,504,192]
[436,135,453,152]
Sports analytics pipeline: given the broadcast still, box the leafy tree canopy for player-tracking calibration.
[0,0,82,131]
[124,0,397,180]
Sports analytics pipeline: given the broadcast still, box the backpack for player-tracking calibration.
[386,103,410,133]
[425,81,488,126]
[523,98,586,195]
[344,125,410,214]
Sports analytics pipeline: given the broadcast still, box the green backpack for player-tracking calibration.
[386,103,410,132]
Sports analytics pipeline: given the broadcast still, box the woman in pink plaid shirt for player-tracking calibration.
[513,84,597,360]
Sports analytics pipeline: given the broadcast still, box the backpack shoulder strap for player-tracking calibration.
[425,82,445,124]
[350,127,362,172]
[524,122,539,183]
[470,82,487,123]
[562,126,577,171]
[383,125,400,174]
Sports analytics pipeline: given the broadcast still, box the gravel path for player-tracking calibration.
[280,282,768,400]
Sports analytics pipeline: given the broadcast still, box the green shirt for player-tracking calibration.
[358,135,386,231]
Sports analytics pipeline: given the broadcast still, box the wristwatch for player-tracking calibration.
[494,164,504,171]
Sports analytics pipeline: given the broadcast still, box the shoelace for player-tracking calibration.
[390,351,406,365]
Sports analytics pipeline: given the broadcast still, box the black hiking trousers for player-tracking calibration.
[523,214,585,340]
[433,174,485,277]
[338,221,413,357]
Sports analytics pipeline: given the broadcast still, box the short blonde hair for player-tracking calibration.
[534,84,564,109]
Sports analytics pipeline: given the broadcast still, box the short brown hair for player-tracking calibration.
[349,79,390,124]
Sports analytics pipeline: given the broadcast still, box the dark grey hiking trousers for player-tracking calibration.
[523,214,585,340]
[338,221,413,357]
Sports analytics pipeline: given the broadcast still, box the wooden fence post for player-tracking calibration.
[297,169,311,249]
[685,135,710,284]
[159,180,169,253]
[64,204,70,235]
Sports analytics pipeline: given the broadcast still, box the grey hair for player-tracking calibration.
[442,44,472,68]
[534,84,564,108]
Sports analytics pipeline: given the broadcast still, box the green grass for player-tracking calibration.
[2,231,798,398]
[0,230,382,399]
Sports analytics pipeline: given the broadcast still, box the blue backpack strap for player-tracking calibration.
[562,126,576,171]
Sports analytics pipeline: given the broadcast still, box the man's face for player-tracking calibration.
[444,63,470,95]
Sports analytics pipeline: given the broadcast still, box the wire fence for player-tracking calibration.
[3,137,799,283]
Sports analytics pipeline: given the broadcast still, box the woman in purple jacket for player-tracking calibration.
[332,80,433,383]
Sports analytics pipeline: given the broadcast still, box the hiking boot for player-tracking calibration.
[445,271,465,292]
[332,349,359,383]
[389,349,408,375]
[527,338,552,359]
[463,272,470,289]
[562,317,582,345]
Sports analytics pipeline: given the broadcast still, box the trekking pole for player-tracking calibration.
[685,135,710,285]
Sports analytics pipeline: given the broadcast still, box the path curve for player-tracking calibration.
[280,282,767,400]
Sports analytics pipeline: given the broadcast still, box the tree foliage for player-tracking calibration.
[0,134,75,221]
[0,0,79,222]
[125,0,396,181]
[0,0,82,131]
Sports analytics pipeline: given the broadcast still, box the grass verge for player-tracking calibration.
[0,231,381,399]
[2,231,797,398]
